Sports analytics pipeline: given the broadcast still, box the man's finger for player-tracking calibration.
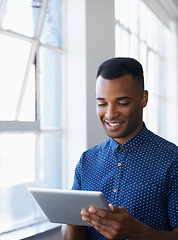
[109,204,128,213]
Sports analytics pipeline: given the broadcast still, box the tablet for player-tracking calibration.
[28,188,111,226]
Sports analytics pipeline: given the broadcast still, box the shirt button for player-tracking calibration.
[118,163,122,167]
[120,146,124,149]
[114,189,117,193]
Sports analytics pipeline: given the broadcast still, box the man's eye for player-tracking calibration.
[97,102,106,107]
[118,102,129,106]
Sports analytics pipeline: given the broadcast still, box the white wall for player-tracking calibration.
[86,0,115,148]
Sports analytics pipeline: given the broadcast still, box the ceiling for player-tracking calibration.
[159,0,178,22]
[143,0,178,29]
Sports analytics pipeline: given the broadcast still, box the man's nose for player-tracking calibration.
[105,104,119,120]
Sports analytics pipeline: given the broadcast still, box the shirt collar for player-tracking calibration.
[109,123,150,153]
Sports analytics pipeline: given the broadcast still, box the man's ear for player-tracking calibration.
[142,90,148,108]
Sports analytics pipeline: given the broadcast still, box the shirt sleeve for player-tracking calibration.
[167,154,178,228]
[71,158,82,190]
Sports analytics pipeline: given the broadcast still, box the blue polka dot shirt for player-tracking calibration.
[72,124,178,240]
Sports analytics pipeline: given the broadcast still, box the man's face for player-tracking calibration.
[96,74,148,144]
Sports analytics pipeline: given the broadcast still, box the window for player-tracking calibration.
[0,0,64,234]
[115,0,178,144]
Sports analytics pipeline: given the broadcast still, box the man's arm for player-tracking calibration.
[81,205,178,240]
[61,224,88,240]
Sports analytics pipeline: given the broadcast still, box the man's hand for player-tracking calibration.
[81,204,178,240]
[81,204,143,239]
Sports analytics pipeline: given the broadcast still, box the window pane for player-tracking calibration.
[139,42,147,85]
[0,35,35,121]
[0,133,37,232]
[116,27,130,57]
[119,0,129,27]
[130,34,138,59]
[129,0,138,34]
[115,0,120,21]
[40,133,62,189]
[2,0,40,38]
[120,30,129,56]
[40,0,62,48]
[147,52,158,132]
[0,134,36,187]
[0,132,61,233]
[145,9,154,49]
[139,1,146,42]
[40,47,62,130]
[18,64,36,121]
[115,25,121,56]
[0,184,41,233]
[19,64,37,121]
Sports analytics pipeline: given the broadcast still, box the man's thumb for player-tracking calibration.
[109,204,128,213]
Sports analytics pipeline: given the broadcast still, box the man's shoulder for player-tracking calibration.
[147,129,178,153]
[83,138,112,155]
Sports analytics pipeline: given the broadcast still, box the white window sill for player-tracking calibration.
[0,221,62,240]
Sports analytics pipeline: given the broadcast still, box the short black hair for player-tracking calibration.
[96,57,144,89]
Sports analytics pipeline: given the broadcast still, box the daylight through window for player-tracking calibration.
[0,0,64,233]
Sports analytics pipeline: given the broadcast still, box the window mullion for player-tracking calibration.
[15,42,38,120]
[0,121,40,132]
[35,0,49,39]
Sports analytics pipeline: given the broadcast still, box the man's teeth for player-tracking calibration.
[108,122,120,126]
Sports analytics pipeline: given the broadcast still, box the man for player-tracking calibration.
[62,57,178,239]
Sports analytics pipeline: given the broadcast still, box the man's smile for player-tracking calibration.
[104,120,124,131]
[108,122,120,126]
